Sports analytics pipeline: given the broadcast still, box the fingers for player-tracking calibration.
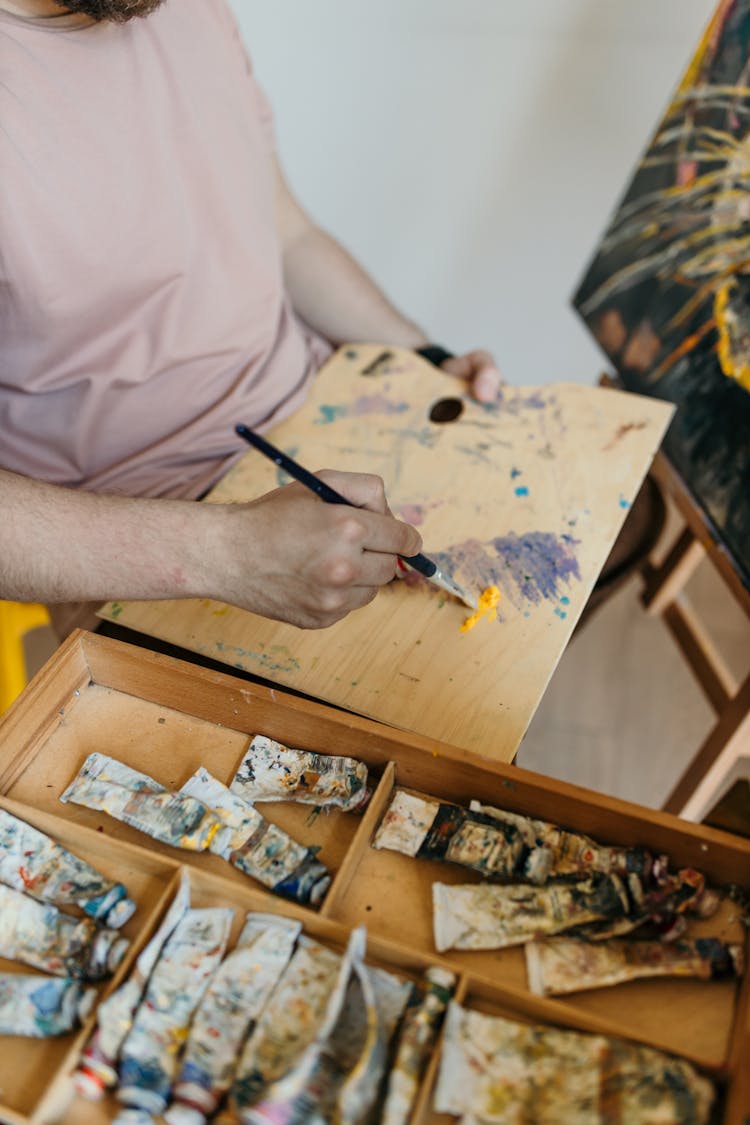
[316,468,389,513]
[440,349,504,404]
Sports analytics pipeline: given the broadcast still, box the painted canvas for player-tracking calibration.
[573,0,750,588]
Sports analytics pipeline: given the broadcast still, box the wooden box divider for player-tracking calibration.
[0,629,747,1123]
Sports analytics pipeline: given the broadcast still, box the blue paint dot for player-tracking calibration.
[514,486,529,497]
[618,494,630,509]
[560,596,570,605]
[554,607,567,619]
[510,467,522,479]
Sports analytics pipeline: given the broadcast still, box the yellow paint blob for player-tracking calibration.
[460,585,500,633]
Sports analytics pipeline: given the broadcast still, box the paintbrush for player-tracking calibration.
[235,424,478,611]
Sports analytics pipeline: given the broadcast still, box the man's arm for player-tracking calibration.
[274,158,503,401]
[0,469,421,629]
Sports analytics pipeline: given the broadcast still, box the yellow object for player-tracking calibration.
[0,601,50,713]
[460,585,501,633]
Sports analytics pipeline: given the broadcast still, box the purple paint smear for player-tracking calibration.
[315,394,410,424]
[433,531,581,610]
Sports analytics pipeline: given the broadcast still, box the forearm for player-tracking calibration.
[282,225,428,349]
[0,470,221,604]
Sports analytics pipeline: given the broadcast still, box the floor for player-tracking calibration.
[518,534,750,810]
[20,517,750,815]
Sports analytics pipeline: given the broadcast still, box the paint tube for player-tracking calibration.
[373,789,552,884]
[0,973,96,1037]
[0,883,129,979]
[164,913,302,1125]
[230,934,342,1117]
[334,956,412,1125]
[179,767,331,905]
[434,1002,714,1123]
[0,807,135,928]
[230,734,370,812]
[240,927,364,1124]
[469,800,656,885]
[75,873,191,1097]
[114,907,233,1123]
[570,867,720,943]
[380,966,456,1125]
[179,768,261,854]
[60,753,226,853]
[526,935,745,997]
[432,874,631,952]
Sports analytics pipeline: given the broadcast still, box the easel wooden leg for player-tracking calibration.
[662,671,750,820]
[641,526,706,616]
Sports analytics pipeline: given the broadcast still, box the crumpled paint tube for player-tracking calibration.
[244,928,412,1125]
[230,934,342,1118]
[114,907,233,1124]
[0,807,135,928]
[469,799,656,884]
[241,927,365,1124]
[372,789,551,884]
[570,867,721,943]
[0,973,96,1037]
[181,768,331,906]
[230,734,370,812]
[334,955,408,1125]
[0,883,129,979]
[526,935,745,996]
[60,753,227,853]
[380,965,456,1125]
[75,873,191,1097]
[432,875,631,952]
[434,1002,714,1123]
[164,912,302,1125]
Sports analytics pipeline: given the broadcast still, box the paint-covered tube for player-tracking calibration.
[0,883,129,979]
[432,875,631,952]
[0,807,135,928]
[241,927,364,1124]
[469,800,656,884]
[164,913,302,1125]
[114,907,233,1123]
[60,754,226,853]
[526,936,745,997]
[179,768,261,854]
[434,1002,715,1123]
[179,767,331,906]
[373,789,552,884]
[380,966,456,1125]
[244,929,411,1125]
[230,934,342,1117]
[0,973,96,1037]
[75,873,191,1097]
[230,735,370,812]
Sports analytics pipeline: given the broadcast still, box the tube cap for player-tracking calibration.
[164,1104,207,1125]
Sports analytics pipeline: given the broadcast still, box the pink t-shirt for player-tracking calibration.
[0,0,331,499]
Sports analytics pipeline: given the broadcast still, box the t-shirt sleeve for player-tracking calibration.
[210,0,276,154]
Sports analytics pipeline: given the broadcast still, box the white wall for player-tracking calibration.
[230,1,716,386]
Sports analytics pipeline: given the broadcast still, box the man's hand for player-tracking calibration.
[213,471,422,629]
[439,349,504,404]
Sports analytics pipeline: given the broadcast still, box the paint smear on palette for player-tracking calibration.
[479,390,550,416]
[315,395,410,425]
[433,531,581,611]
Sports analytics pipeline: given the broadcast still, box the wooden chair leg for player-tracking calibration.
[663,672,750,820]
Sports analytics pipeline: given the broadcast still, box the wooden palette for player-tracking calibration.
[100,345,672,761]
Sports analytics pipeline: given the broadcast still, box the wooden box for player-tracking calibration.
[0,630,748,1124]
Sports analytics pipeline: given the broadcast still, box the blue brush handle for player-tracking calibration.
[235,424,437,577]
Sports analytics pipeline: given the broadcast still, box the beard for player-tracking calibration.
[54,0,165,21]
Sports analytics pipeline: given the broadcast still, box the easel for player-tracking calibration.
[640,450,750,821]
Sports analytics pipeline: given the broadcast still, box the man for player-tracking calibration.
[0,0,502,633]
